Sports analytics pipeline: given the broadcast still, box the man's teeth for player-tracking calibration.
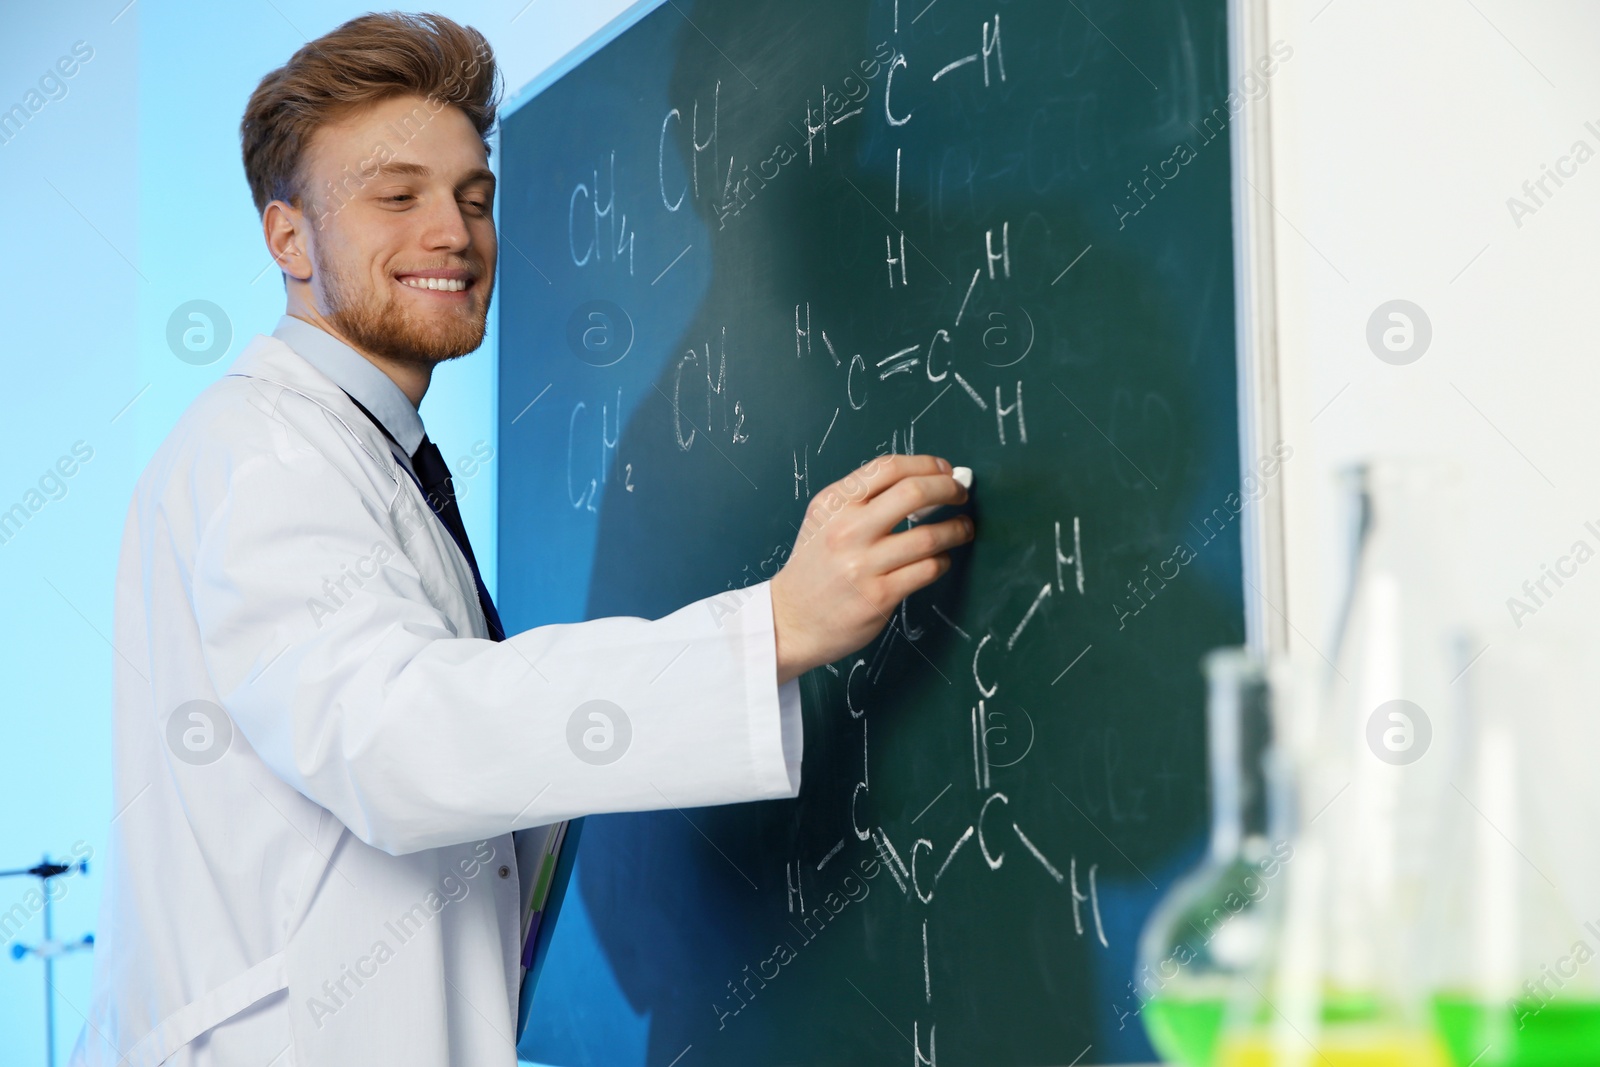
[400,277,468,292]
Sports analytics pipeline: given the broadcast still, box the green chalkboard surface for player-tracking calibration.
[498,0,1246,1062]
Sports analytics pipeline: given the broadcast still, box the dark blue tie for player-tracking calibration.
[341,391,505,641]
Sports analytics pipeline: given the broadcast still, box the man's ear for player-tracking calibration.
[262,198,314,283]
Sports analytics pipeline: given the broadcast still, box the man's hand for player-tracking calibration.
[770,455,974,685]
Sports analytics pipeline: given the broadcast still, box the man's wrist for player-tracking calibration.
[770,573,808,686]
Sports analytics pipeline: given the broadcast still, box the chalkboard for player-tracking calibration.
[496,0,1246,1063]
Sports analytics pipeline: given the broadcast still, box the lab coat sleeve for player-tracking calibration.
[191,442,803,856]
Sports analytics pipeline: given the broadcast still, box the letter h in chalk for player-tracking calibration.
[886,232,908,288]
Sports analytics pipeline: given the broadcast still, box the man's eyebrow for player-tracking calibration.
[369,161,496,188]
[456,167,496,189]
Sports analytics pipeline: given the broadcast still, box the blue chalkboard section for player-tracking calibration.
[498,1,1246,1062]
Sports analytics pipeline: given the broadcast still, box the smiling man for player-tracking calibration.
[72,12,972,1067]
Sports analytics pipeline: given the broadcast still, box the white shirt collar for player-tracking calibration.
[271,314,426,457]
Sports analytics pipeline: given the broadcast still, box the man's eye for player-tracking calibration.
[380,193,489,213]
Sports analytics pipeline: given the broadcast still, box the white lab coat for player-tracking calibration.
[71,332,802,1066]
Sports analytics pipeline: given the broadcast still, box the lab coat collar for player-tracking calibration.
[269,314,426,457]
[223,328,408,487]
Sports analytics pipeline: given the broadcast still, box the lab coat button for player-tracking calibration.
[498,865,510,879]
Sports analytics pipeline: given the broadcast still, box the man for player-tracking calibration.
[72,12,971,1067]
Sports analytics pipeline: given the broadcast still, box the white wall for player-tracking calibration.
[1258,0,1600,672]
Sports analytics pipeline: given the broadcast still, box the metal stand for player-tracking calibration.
[4,855,93,1067]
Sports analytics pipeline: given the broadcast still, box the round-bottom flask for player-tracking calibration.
[1138,648,1291,1067]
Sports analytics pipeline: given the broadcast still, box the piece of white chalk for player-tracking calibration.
[908,466,973,522]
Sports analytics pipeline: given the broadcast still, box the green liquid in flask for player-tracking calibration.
[1144,993,1227,1066]
[1433,995,1600,1066]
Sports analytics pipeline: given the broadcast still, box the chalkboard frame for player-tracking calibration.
[493,0,1287,1062]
